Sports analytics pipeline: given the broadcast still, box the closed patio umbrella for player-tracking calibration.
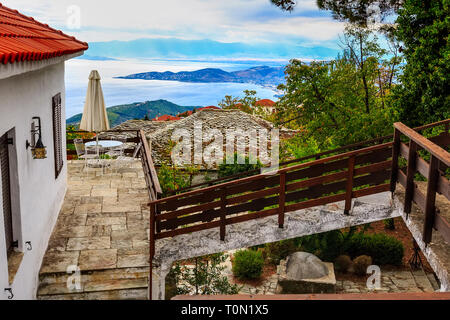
[79,70,110,155]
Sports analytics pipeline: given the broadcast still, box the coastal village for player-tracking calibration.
[0,2,449,302]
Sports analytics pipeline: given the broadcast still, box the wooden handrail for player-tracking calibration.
[394,122,450,166]
[139,130,162,196]
[148,141,393,205]
[391,120,450,244]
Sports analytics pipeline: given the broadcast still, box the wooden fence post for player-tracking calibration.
[390,128,401,195]
[278,172,286,228]
[344,156,355,215]
[404,140,418,216]
[220,188,227,241]
[149,203,156,300]
[423,156,439,244]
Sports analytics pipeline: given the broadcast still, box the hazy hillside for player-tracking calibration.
[118,66,285,87]
[67,99,196,127]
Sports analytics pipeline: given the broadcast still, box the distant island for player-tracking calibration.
[116,66,285,88]
[67,99,197,127]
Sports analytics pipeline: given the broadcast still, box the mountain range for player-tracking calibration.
[117,66,285,87]
[67,100,197,127]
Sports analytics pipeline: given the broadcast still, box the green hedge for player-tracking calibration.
[343,233,404,266]
[297,229,404,266]
[232,249,264,279]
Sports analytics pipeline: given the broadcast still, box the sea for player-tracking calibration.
[65,57,285,119]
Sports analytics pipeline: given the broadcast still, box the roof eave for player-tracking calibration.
[0,50,86,81]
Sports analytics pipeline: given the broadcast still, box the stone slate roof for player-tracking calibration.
[147,108,297,166]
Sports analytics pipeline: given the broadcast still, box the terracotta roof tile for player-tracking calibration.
[0,3,88,65]
[255,99,275,107]
[152,115,181,121]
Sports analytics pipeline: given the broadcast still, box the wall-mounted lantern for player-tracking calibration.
[26,117,47,159]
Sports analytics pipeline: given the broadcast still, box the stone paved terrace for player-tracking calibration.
[38,160,151,300]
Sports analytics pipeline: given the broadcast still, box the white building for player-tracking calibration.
[0,4,87,299]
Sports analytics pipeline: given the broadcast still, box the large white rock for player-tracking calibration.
[285,252,329,280]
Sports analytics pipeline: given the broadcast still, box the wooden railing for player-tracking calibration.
[390,120,450,244]
[66,129,161,201]
[137,130,162,201]
[148,140,394,248]
[167,134,394,196]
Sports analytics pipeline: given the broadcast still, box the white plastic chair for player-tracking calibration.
[110,142,142,174]
[74,139,99,176]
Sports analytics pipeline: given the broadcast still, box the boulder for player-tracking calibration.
[285,252,329,280]
[277,252,336,294]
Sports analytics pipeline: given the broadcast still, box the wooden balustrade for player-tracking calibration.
[390,120,450,244]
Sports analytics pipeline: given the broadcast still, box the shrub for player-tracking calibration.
[344,233,404,266]
[383,218,396,230]
[265,239,298,264]
[300,230,344,262]
[232,249,264,279]
[334,255,352,273]
[218,153,262,178]
[353,255,372,276]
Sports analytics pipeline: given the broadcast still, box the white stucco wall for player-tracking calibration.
[0,61,68,299]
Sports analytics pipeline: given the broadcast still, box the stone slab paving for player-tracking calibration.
[185,250,437,296]
[38,160,151,299]
[335,268,438,294]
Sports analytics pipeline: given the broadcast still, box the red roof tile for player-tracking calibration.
[0,3,88,65]
[255,99,275,107]
[199,106,220,110]
[152,115,181,121]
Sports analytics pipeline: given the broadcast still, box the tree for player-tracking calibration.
[339,25,387,113]
[392,0,449,126]
[170,253,241,295]
[276,28,397,150]
[219,89,259,114]
[271,0,402,28]
[273,0,449,128]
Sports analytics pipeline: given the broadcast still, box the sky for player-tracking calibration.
[2,0,344,48]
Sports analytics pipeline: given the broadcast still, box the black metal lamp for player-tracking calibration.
[26,117,47,159]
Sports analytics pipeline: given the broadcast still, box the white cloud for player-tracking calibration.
[2,0,343,43]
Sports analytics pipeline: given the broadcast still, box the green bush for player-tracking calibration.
[344,233,404,266]
[265,239,298,264]
[218,153,262,178]
[334,255,352,273]
[353,255,372,276]
[232,249,264,280]
[300,230,344,262]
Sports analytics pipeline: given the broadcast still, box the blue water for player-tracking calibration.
[65,58,284,119]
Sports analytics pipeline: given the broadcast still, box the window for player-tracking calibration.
[0,132,14,256]
[52,93,63,178]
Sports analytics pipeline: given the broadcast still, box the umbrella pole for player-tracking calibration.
[96,132,99,158]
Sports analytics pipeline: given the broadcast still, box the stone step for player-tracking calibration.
[38,288,148,300]
[37,267,150,299]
